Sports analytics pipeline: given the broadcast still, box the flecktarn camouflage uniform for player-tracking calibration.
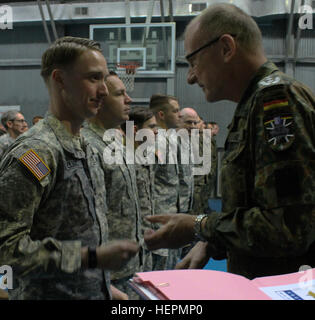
[200,61,315,279]
[0,113,111,299]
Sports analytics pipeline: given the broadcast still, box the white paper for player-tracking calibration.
[259,280,315,300]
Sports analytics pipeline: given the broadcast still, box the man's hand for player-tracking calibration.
[144,214,195,250]
[95,240,139,271]
[110,285,129,300]
[175,241,211,269]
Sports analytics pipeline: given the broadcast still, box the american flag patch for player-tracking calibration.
[19,149,50,181]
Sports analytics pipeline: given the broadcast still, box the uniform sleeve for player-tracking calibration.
[0,142,82,277]
[202,84,315,258]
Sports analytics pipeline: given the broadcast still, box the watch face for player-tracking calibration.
[194,214,207,241]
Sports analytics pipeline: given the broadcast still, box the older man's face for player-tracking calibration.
[7,112,28,136]
[180,114,199,135]
[185,21,226,102]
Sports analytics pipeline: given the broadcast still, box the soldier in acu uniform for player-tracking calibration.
[149,95,194,270]
[81,72,143,299]
[0,37,139,300]
[122,106,158,271]
[144,4,315,279]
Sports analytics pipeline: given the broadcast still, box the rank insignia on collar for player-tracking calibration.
[264,115,295,151]
[259,75,280,87]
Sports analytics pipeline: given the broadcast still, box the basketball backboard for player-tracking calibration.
[89,23,176,74]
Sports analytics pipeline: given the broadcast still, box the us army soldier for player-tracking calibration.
[0,37,139,300]
[82,71,143,299]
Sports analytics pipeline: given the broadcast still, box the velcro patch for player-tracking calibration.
[263,99,289,112]
[264,115,295,151]
[19,149,50,181]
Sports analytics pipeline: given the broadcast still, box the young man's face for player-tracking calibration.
[61,50,109,122]
[100,75,132,128]
[212,124,219,136]
[140,116,158,135]
[163,99,180,129]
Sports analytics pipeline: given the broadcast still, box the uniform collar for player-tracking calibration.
[85,121,105,139]
[239,61,278,105]
[46,112,85,158]
[235,60,279,117]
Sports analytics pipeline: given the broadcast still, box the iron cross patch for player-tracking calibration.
[264,114,295,151]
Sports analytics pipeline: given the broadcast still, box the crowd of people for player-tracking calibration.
[0,3,314,300]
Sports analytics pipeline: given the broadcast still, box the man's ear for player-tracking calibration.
[158,110,165,121]
[51,69,66,87]
[220,34,236,62]
[6,121,13,129]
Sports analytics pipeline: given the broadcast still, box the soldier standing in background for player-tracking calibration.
[0,111,28,158]
[81,71,143,299]
[207,122,218,199]
[149,94,194,269]
[145,3,315,279]
[179,107,212,215]
[122,106,159,271]
[0,37,139,300]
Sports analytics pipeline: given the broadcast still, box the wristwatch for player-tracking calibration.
[88,247,98,269]
[194,214,208,241]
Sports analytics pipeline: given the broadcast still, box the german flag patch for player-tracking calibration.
[19,149,50,181]
[263,99,289,112]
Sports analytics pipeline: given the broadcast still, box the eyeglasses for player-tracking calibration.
[185,34,237,61]
[10,119,27,124]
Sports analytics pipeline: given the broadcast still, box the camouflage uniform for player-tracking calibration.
[155,131,194,269]
[208,137,218,198]
[0,133,15,158]
[201,61,315,279]
[81,122,143,299]
[134,159,155,272]
[0,113,111,300]
[192,134,217,214]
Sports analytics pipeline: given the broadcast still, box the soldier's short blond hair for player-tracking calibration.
[187,3,263,53]
[41,36,102,83]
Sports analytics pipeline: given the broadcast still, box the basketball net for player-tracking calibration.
[117,63,139,93]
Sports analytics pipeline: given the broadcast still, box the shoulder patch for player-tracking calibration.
[262,87,296,151]
[264,115,295,151]
[18,149,50,181]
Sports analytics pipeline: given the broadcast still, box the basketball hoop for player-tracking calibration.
[116,62,140,93]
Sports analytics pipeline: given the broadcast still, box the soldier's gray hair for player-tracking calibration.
[41,36,102,82]
[1,110,20,129]
[186,3,263,53]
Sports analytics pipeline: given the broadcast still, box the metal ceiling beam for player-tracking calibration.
[284,0,296,77]
[37,0,58,44]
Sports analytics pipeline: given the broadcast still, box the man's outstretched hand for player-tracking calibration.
[175,241,211,269]
[144,214,195,250]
